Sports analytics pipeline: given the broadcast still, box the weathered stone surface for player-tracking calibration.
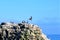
[0,22,50,40]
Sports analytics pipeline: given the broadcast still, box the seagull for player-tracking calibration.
[29,16,32,21]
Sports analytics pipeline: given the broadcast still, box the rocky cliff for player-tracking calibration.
[0,22,49,40]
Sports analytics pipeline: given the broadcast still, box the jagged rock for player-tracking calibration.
[0,22,50,40]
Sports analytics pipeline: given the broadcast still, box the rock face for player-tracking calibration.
[0,22,49,40]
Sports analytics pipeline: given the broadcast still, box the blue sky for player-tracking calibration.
[0,0,60,35]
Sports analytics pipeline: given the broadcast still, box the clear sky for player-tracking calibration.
[0,0,60,35]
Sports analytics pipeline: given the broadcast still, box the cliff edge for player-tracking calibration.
[0,22,50,40]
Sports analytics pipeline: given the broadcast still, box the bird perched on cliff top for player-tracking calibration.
[29,16,32,21]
